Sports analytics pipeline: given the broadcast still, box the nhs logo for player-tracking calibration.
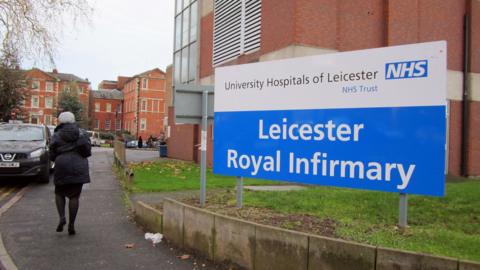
[385,60,428,80]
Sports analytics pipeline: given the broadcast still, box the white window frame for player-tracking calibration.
[106,103,112,112]
[31,96,39,108]
[45,96,53,108]
[95,119,99,130]
[46,82,54,92]
[140,118,147,131]
[105,119,111,130]
[32,80,40,90]
[116,119,121,131]
[95,103,100,112]
[142,78,148,89]
[141,100,147,112]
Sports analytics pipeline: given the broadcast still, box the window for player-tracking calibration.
[95,103,100,112]
[105,120,111,130]
[175,15,182,50]
[45,97,53,108]
[189,42,197,81]
[174,52,181,83]
[116,119,121,131]
[46,82,54,92]
[95,119,99,129]
[190,1,197,42]
[31,96,39,108]
[45,115,51,125]
[152,100,158,112]
[176,0,182,14]
[213,0,262,66]
[182,6,190,46]
[116,104,122,113]
[173,0,198,84]
[63,85,70,92]
[141,100,147,111]
[140,118,146,131]
[79,87,84,94]
[30,115,39,124]
[106,103,112,112]
[181,47,189,83]
[142,78,148,89]
[32,80,40,90]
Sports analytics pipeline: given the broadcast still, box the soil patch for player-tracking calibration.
[177,190,338,238]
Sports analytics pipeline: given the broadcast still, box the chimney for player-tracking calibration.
[52,69,58,74]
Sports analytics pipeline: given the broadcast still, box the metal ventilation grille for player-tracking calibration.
[243,0,261,53]
[213,0,261,66]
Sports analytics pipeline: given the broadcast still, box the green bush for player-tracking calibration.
[100,132,115,140]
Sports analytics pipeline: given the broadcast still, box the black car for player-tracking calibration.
[0,123,51,182]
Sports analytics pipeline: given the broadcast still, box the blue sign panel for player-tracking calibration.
[214,106,446,196]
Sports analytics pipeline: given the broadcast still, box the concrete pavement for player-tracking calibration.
[0,148,219,270]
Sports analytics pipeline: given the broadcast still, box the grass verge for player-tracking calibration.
[129,159,480,262]
[240,178,480,261]
[128,159,280,192]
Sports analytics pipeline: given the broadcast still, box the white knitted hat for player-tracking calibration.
[58,111,76,124]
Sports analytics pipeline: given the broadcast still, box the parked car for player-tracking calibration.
[0,123,51,183]
[126,140,138,148]
[87,131,105,146]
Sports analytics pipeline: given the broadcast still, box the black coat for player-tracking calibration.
[50,123,91,186]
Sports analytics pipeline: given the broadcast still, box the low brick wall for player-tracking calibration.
[133,198,480,270]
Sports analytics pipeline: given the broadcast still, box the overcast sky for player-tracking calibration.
[26,0,174,89]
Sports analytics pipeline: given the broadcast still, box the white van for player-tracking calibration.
[87,131,105,146]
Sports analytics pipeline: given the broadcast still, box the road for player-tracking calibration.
[0,148,219,270]
[0,183,27,210]
[125,148,160,163]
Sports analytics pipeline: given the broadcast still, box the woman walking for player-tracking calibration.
[50,112,91,235]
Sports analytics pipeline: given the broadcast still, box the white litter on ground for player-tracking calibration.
[145,233,163,245]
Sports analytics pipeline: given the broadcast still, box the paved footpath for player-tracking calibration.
[0,148,217,270]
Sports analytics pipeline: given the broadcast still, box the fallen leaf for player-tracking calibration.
[124,243,135,249]
[178,254,190,260]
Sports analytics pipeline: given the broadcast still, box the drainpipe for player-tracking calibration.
[136,78,141,138]
[461,14,471,176]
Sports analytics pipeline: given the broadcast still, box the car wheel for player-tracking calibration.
[38,167,50,183]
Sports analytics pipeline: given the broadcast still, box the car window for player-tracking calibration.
[0,125,44,141]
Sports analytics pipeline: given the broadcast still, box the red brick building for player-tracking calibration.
[90,90,123,132]
[121,68,167,139]
[20,68,90,126]
[169,0,480,176]
[98,80,119,90]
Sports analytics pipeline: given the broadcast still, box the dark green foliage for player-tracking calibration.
[0,52,27,122]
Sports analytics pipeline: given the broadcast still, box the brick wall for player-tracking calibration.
[166,107,199,162]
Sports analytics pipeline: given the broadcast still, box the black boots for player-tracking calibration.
[56,218,75,235]
[68,223,76,235]
[56,218,66,232]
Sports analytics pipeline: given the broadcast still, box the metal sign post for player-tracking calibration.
[236,176,243,208]
[173,84,214,208]
[399,193,408,229]
[200,90,208,207]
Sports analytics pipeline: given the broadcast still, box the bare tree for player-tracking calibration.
[0,0,92,64]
